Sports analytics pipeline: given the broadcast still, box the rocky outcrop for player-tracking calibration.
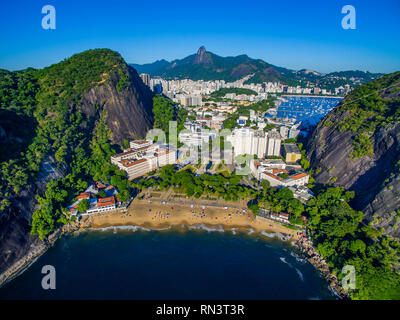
[193,46,212,65]
[306,73,400,237]
[296,236,349,299]
[0,156,66,274]
[80,66,154,144]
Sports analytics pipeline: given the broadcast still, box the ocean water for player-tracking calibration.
[0,227,336,300]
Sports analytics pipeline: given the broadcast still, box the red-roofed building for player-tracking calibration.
[97,196,116,208]
[77,192,90,200]
[270,212,290,223]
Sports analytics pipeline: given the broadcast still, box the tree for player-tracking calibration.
[152,95,176,134]
[77,199,90,213]
[248,203,259,216]
[117,189,130,202]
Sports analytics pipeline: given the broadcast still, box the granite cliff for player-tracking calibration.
[306,71,400,237]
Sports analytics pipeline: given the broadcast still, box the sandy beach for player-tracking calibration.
[79,197,301,241]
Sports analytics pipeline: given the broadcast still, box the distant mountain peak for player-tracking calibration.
[197,45,206,53]
[194,45,210,64]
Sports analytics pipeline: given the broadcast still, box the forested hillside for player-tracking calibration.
[304,72,400,299]
[0,49,154,272]
[306,71,400,237]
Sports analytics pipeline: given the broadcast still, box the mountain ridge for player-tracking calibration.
[130,46,384,89]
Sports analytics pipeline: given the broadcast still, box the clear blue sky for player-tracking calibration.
[0,0,399,73]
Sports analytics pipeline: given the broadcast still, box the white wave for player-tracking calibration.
[280,257,305,282]
[188,224,225,233]
[295,268,305,282]
[92,225,152,233]
[247,228,255,235]
[290,251,306,264]
[279,257,291,267]
[260,230,288,241]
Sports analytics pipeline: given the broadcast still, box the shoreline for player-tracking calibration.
[0,198,348,299]
[77,198,301,240]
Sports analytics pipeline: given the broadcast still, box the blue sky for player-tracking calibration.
[0,0,399,73]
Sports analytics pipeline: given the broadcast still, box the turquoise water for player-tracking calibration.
[0,227,336,300]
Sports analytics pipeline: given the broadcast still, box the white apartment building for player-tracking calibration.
[179,130,217,147]
[111,141,176,180]
[250,158,286,180]
[261,171,309,187]
[266,131,282,157]
[130,140,153,149]
[227,128,267,158]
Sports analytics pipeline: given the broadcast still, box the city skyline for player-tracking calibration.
[0,0,400,73]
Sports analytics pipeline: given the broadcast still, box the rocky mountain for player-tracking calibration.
[79,62,154,144]
[0,49,154,274]
[131,46,295,84]
[130,46,383,89]
[306,71,400,237]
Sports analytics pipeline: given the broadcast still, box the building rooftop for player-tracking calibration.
[124,158,148,167]
[290,172,308,180]
[283,143,301,154]
[112,149,137,159]
[97,196,116,208]
[268,131,282,139]
[261,158,286,165]
[132,140,150,145]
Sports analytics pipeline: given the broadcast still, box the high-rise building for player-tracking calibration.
[266,131,282,157]
[227,128,267,158]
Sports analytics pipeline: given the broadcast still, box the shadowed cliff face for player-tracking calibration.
[0,156,67,274]
[306,73,400,237]
[80,66,154,144]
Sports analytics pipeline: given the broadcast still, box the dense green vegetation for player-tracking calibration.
[322,71,400,159]
[136,165,256,201]
[0,49,133,239]
[307,186,400,299]
[152,94,188,140]
[351,133,374,159]
[256,183,304,223]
